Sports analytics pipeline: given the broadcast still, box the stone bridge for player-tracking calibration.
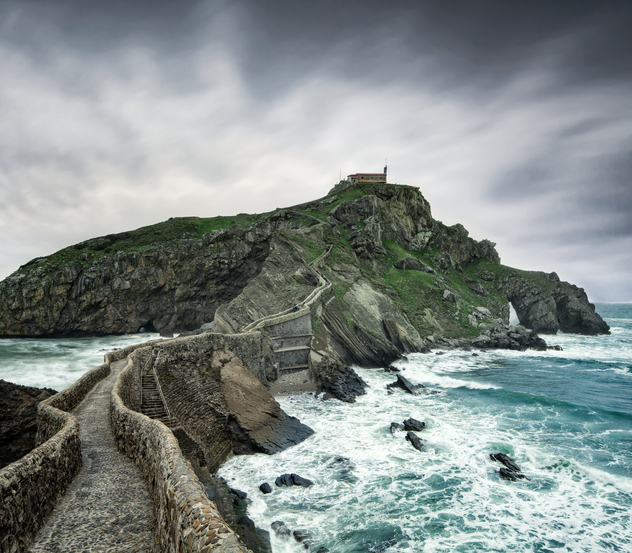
[0,251,334,553]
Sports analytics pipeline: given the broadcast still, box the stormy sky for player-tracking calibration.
[1,0,631,301]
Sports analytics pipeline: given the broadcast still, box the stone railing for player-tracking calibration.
[0,362,111,553]
[110,349,251,553]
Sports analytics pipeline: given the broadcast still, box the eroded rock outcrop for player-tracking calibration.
[0,180,608,370]
[154,344,313,472]
[0,225,274,337]
[0,379,57,468]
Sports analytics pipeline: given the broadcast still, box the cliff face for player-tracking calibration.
[0,181,609,361]
[0,225,273,336]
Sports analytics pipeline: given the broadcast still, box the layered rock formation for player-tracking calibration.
[154,343,313,472]
[0,181,609,372]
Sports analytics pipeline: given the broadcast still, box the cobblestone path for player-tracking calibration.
[28,360,156,553]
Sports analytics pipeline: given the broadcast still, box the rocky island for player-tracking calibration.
[0,178,608,347]
[0,178,611,553]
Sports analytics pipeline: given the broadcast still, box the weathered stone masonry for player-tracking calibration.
[0,362,110,553]
[110,344,251,553]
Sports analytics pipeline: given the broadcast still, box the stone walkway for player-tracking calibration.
[28,360,156,553]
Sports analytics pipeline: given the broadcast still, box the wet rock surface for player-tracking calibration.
[313,354,367,403]
[405,431,425,452]
[0,380,56,468]
[386,374,426,395]
[403,418,426,431]
[490,453,529,481]
[275,473,315,488]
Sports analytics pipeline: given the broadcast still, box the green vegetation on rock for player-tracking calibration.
[0,180,609,348]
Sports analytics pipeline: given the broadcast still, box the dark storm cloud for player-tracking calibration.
[0,0,631,300]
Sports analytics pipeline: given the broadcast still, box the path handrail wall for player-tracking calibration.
[110,349,250,553]
[242,264,332,333]
[0,362,111,553]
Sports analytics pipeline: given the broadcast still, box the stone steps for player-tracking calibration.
[140,372,172,427]
[279,364,309,373]
[274,346,312,354]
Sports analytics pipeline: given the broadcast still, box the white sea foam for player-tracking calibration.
[0,333,159,389]
[219,329,632,552]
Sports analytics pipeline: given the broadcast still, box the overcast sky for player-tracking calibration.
[1,0,631,301]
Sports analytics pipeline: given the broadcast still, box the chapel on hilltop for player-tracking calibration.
[347,165,387,184]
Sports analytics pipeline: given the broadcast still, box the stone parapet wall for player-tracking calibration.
[105,338,167,365]
[267,310,313,337]
[0,362,111,553]
[111,351,251,553]
[275,347,311,369]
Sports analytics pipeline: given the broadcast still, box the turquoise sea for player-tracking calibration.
[1,305,630,552]
[218,304,632,553]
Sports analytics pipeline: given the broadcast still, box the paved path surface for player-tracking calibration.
[28,360,156,553]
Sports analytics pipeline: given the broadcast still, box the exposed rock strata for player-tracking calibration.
[311,352,367,403]
[154,343,313,472]
[0,181,609,374]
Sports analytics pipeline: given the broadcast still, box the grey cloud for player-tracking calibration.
[0,0,631,301]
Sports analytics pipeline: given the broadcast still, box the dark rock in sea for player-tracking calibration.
[503,272,610,335]
[0,379,57,469]
[259,482,272,494]
[386,374,426,395]
[490,453,521,473]
[471,325,548,351]
[314,355,368,403]
[490,453,529,481]
[271,521,291,537]
[327,455,356,479]
[405,431,424,452]
[315,547,330,553]
[293,530,310,543]
[498,467,526,481]
[390,422,405,434]
[384,365,401,372]
[275,473,314,488]
[327,455,355,469]
[403,418,426,432]
[230,487,247,500]
[435,351,445,355]
[549,345,563,351]
[238,516,256,531]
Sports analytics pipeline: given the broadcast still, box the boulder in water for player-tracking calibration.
[271,521,291,537]
[403,418,426,431]
[275,473,314,488]
[386,374,425,395]
[405,431,424,452]
[390,422,404,434]
[490,453,529,481]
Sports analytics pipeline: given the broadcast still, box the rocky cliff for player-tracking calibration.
[0,181,609,367]
[0,380,57,468]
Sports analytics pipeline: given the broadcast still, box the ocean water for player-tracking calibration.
[1,307,630,552]
[218,304,632,553]
[0,332,159,391]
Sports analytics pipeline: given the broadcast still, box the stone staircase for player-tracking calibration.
[140,371,173,427]
[267,309,317,393]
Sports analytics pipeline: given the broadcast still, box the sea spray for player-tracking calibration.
[219,304,632,552]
